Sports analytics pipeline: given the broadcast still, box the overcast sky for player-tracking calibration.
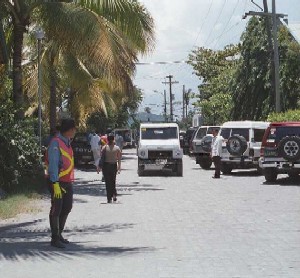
[134,0,300,118]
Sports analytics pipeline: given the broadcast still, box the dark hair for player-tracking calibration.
[107,133,115,143]
[60,118,76,133]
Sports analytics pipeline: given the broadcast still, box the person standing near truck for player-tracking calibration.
[46,119,76,248]
[211,128,223,179]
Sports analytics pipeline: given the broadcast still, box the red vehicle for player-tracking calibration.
[259,122,300,182]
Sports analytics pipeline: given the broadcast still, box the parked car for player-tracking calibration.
[259,122,300,182]
[219,121,269,174]
[182,127,197,155]
[137,123,183,176]
[193,126,220,169]
[71,132,93,166]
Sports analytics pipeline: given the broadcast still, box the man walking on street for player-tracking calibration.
[46,119,76,248]
[211,129,223,179]
[90,132,101,167]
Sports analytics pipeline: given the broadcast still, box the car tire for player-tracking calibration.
[138,158,145,177]
[176,160,183,177]
[221,163,233,175]
[264,168,277,182]
[226,135,248,156]
[278,136,300,162]
[199,157,212,170]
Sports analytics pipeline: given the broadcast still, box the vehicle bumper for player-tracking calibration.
[259,159,300,170]
[221,157,259,168]
[138,158,180,171]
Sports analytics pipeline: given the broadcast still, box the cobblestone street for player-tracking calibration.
[1,150,300,277]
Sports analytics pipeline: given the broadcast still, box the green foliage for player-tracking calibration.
[267,110,300,122]
[0,100,44,193]
[86,86,142,132]
[189,17,300,123]
[188,45,239,125]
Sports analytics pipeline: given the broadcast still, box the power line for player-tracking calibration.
[211,0,241,49]
[192,0,214,47]
[204,0,228,47]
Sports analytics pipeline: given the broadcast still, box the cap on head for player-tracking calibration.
[60,118,76,133]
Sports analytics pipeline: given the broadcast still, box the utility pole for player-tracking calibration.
[164,89,167,122]
[243,0,287,113]
[182,85,185,120]
[272,0,281,112]
[162,75,178,122]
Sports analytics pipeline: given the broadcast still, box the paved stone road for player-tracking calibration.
[1,150,300,278]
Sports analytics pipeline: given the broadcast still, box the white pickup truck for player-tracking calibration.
[137,123,183,176]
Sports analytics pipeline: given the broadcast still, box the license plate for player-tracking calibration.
[82,156,91,159]
[156,159,167,165]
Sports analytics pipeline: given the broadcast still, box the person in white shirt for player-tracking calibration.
[90,132,101,167]
[211,129,223,179]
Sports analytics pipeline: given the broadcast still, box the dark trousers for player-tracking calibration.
[48,180,73,240]
[212,156,221,178]
[102,163,117,201]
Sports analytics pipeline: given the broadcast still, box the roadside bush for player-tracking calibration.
[0,101,45,193]
[267,110,300,122]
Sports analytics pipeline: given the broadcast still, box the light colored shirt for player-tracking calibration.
[48,134,71,183]
[103,145,121,163]
[211,136,223,157]
[90,134,100,150]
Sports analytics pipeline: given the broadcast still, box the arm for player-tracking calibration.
[117,148,122,172]
[48,140,60,183]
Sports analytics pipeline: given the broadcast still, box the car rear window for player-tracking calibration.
[267,126,300,143]
[220,128,231,139]
[220,128,249,141]
[254,129,266,142]
[196,128,207,139]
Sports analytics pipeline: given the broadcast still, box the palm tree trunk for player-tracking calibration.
[49,54,57,130]
[12,23,25,119]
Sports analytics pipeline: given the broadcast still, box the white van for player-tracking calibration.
[137,123,183,176]
[219,121,269,174]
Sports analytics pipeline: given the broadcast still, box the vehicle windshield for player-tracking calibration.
[267,126,300,143]
[141,127,178,140]
[73,134,88,143]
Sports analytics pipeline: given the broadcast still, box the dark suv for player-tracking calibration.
[71,132,93,166]
[259,122,300,182]
[182,127,197,155]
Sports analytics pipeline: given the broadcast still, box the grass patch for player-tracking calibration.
[0,192,42,220]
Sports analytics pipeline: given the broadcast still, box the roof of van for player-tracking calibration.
[221,121,270,128]
[140,123,179,128]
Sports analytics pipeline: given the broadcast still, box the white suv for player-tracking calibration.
[137,123,183,176]
[219,121,269,174]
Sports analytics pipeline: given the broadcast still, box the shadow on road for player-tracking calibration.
[263,176,300,187]
[0,221,154,261]
[73,180,164,198]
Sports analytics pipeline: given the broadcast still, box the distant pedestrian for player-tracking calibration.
[115,133,124,151]
[99,133,121,203]
[211,129,223,179]
[46,118,76,248]
[90,132,101,167]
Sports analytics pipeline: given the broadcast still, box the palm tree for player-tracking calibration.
[1,0,155,121]
[28,1,154,128]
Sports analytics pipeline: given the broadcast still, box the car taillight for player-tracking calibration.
[260,146,265,157]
